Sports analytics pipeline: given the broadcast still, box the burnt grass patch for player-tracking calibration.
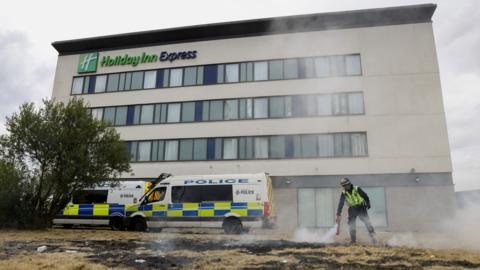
[2,237,480,269]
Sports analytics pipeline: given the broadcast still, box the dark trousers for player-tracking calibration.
[348,206,375,243]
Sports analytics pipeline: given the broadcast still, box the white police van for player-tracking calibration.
[125,173,275,234]
[53,181,148,229]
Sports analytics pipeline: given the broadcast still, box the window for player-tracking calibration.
[196,66,204,85]
[118,73,126,91]
[284,96,293,117]
[164,140,179,160]
[162,69,170,87]
[334,133,351,156]
[172,185,232,203]
[240,62,253,82]
[203,65,217,85]
[124,73,132,90]
[115,106,127,126]
[298,188,335,227]
[284,59,299,79]
[179,139,193,160]
[167,103,181,123]
[254,61,268,81]
[332,93,348,115]
[269,60,283,80]
[129,141,138,161]
[348,93,364,114]
[181,102,195,122]
[151,140,165,161]
[209,100,224,121]
[331,55,346,76]
[224,99,238,120]
[298,189,316,227]
[225,64,239,83]
[83,77,91,93]
[131,72,144,90]
[351,133,367,156]
[254,98,268,118]
[193,139,207,160]
[146,187,166,203]
[144,70,157,89]
[223,138,238,159]
[346,55,362,75]
[137,141,152,161]
[269,96,285,118]
[301,135,318,158]
[217,64,224,83]
[183,67,197,86]
[303,58,315,78]
[140,104,154,124]
[362,187,387,227]
[73,190,108,204]
[317,95,332,116]
[202,101,210,121]
[239,98,253,119]
[170,68,183,87]
[107,74,119,92]
[269,136,285,158]
[94,75,107,93]
[318,134,334,157]
[103,107,116,124]
[239,137,254,159]
[315,57,330,77]
[72,77,84,94]
[91,108,103,121]
[133,105,141,124]
[254,137,268,159]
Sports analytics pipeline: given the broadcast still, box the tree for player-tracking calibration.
[0,98,130,229]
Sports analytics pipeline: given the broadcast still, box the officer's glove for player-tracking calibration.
[366,204,371,210]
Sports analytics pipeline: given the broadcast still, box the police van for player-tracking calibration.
[53,180,148,230]
[124,173,275,234]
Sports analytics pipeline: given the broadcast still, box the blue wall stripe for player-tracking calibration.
[203,65,218,85]
[156,69,164,88]
[194,101,203,122]
[207,138,215,160]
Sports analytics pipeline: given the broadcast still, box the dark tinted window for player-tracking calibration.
[172,185,232,203]
[72,190,108,204]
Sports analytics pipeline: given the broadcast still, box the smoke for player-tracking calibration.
[293,224,338,243]
[387,196,480,251]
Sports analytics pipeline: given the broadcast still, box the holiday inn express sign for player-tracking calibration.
[77,50,198,74]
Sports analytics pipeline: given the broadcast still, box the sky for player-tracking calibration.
[0,0,478,191]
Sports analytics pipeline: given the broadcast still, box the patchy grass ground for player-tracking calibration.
[1,228,480,269]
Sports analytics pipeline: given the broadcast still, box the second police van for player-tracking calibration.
[55,173,275,234]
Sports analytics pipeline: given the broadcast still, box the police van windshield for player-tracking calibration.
[172,185,232,203]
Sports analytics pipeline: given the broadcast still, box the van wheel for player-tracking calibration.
[131,217,147,232]
[109,217,124,231]
[62,224,73,229]
[223,217,243,234]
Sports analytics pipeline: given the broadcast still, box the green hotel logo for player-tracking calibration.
[77,53,99,73]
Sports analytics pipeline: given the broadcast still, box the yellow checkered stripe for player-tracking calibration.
[61,202,264,218]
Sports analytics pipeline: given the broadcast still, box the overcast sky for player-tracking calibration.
[0,0,478,191]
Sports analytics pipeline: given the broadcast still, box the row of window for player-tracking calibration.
[128,132,368,162]
[298,187,387,228]
[90,92,364,126]
[72,54,362,94]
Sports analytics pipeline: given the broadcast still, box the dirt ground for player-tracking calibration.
[1,228,480,270]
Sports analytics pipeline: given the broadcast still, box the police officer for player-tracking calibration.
[336,177,377,244]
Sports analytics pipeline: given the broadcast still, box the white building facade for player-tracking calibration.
[51,4,454,231]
